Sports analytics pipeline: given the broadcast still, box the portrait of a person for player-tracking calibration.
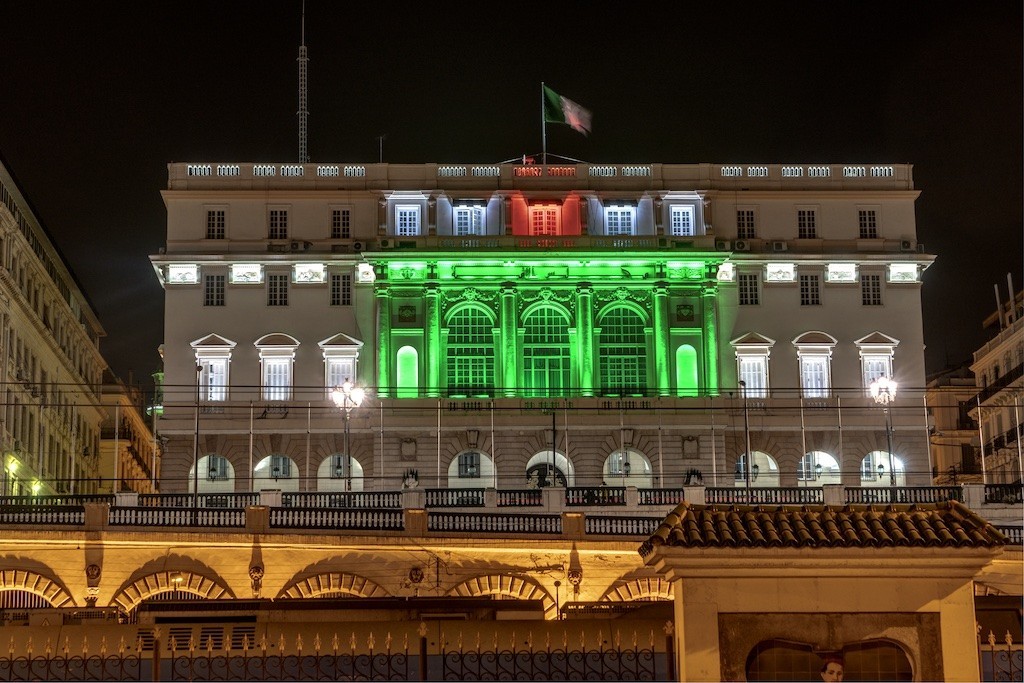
[819,656,844,682]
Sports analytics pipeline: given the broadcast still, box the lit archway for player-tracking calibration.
[861,451,906,487]
[525,450,575,488]
[446,450,495,489]
[316,454,365,492]
[449,574,556,620]
[600,577,673,603]
[188,454,234,494]
[675,344,699,397]
[0,570,73,608]
[797,451,841,486]
[396,346,419,398]
[253,454,300,492]
[603,449,653,488]
[111,570,232,612]
[277,572,388,599]
[734,451,780,487]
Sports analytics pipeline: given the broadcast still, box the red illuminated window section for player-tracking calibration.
[529,206,560,236]
[547,167,576,177]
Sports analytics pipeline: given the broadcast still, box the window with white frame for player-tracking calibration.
[605,205,636,236]
[529,206,560,236]
[191,334,236,402]
[855,332,898,393]
[268,209,288,239]
[737,209,756,239]
[738,273,760,306]
[256,334,299,401]
[669,205,695,236]
[861,354,892,389]
[325,357,355,393]
[396,205,421,236]
[738,356,768,398]
[800,355,830,397]
[797,209,816,239]
[331,208,351,239]
[458,451,481,478]
[453,206,484,236]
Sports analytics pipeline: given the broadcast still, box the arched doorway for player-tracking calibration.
[861,451,906,487]
[525,450,575,488]
[446,450,495,489]
[253,455,300,492]
[316,454,365,492]
[797,451,841,486]
[734,451,780,487]
[603,448,654,488]
[188,454,234,494]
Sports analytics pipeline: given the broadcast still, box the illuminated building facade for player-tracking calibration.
[0,156,106,496]
[98,376,161,494]
[152,161,935,493]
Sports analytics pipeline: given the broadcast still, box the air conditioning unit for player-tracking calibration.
[734,240,751,252]
[352,241,365,252]
[378,239,391,249]
[916,242,926,253]
[715,240,732,251]
[899,240,914,252]
[772,241,788,252]
[289,240,302,252]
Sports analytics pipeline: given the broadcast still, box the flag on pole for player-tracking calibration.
[543,85,592,136]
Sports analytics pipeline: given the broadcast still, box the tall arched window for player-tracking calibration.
[599,306,647,396]
[396,346,419,398]
[675,344,699,397]
[446,307,494,397]
[523,306,570,397]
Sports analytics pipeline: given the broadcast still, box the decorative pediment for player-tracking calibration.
[318,333,364,350]
[190,333,237,350]
[854,331,900,348]
[730,332,776,347]
[792,331,838,347]
[254,333,300,349]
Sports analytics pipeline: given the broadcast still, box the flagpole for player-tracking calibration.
[541,82,547,165]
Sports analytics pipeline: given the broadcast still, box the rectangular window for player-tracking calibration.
[862,354,892,389]
[529,206,559,236]
[797,209,816,239]
[270,454,291,478]
[738,357,768,398]
[203,274,225,306]
[330,273,352,306]
[454,206,484,236]
[605,206,636,236]
[325,358,355,393]
[267,274,288,306]
[737,209,756,239]
[331,209,351,239]
[858,209,878,239]
[670,205,695,236]
[262,359,291,400]
[396,205,421,236]
[800,356,830,398]
[861,274,882,305]
[269,209,289,239]
[200,358,228,401]
[458,452,481,478]
[206,210,226,239]
[799,274,821,306]
[738,273,760,306]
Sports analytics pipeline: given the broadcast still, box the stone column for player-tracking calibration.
[500,283,518,397]
[651,282,670,396]
[377,287,392,398]
[575,283,595,396]
[702,285,719,396]
[424,283,440,397]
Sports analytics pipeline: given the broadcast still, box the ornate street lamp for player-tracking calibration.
[332,379,365,491]
[870,376,898,487]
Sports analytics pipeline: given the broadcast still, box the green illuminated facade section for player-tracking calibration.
[369,251,724,399]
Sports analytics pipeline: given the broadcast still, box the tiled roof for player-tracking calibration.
[638,501,1007,558]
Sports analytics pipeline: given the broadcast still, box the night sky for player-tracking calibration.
[0,3,1020,390]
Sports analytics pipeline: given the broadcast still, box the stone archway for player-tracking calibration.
[600,576,673,603]
[277,572,388,599]
[111,570,233,612]
[449,574,556,619]
[0,569,74,607]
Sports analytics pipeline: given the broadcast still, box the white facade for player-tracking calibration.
[152,162,934,494]
[0,158,107,495]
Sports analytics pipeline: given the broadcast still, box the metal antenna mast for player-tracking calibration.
[297,1,309,163]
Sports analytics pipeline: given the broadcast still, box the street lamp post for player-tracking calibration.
[332,379,365,492]
[739,380,753,492]
[870,377,898,487]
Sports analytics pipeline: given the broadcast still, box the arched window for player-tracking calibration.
[189,454,234,494]
[525,450,575,488]
[604,449,653,488]
[396,346,419,398]
[317,454,364,492]
[675,344,699,397]
[861,451,905,486]
[523,307,570,397]
[254,455,299,492]
[797,451,841,486]
[446,307,494,397]
[598,306,647,396]
[734,451,780,487]
[446,450,495,489]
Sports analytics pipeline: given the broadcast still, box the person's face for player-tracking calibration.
[820,662,844,682]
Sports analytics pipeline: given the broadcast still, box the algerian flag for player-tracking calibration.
[543,85,592,136]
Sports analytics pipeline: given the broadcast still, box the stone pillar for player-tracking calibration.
[377,287,392,398]
[424,284,440,397]
[702,285,719,396]
[575,283,595,396]
[822,483,845,506]
[500,283,518,397]
[651,282,671,396]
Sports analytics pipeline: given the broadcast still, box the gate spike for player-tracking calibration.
[81,635,87,656]
[118,636,126,656]
[526,631,533,649]
[614,630,620,648]
[188,635,195,653]
[278,633,285,653]
[349,632,356,651]
[332,633,339,655]
[44,638,52,657]
[206,635,214,653]
[26,637,33,657]
[100,636,108,657]
[457,631,463,650]
[296,633,303,655]
[314,634,321,653]
[1006,631,1014,647]
[385,633,392,651]
[63,636,70,656]
[367,633,375,651]
[649,629,655,649]
[562,630,568,650]
[632,630,638,648]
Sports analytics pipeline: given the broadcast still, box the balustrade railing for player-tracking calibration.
[984,483,1024,505]
[282,491,402,508]
[497,489,543,507]
[0,494,112,507]
[138,493,259,508]
[586,516,662,536]
[425,488,486,508]
[638,488,687,506]
[109,507,245,527]
[0,505,84,525]
[429,512,562,534]
[706,487,824,505]
[566,486,626,506]
[994,525,1023,545]
[269,507,404,530]
[845,486,963,505]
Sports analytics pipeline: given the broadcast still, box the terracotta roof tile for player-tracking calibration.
[638,501,1007,558]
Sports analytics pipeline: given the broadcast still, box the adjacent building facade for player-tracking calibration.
[0,156,107,496]
[152,161,935,495]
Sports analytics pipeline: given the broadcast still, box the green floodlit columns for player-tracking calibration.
[575,283,595,396]
[499,282,518,397]
[424,282,441,398]
[702,284,719,396]
[377,286,392,398]
[651,281,671,396]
